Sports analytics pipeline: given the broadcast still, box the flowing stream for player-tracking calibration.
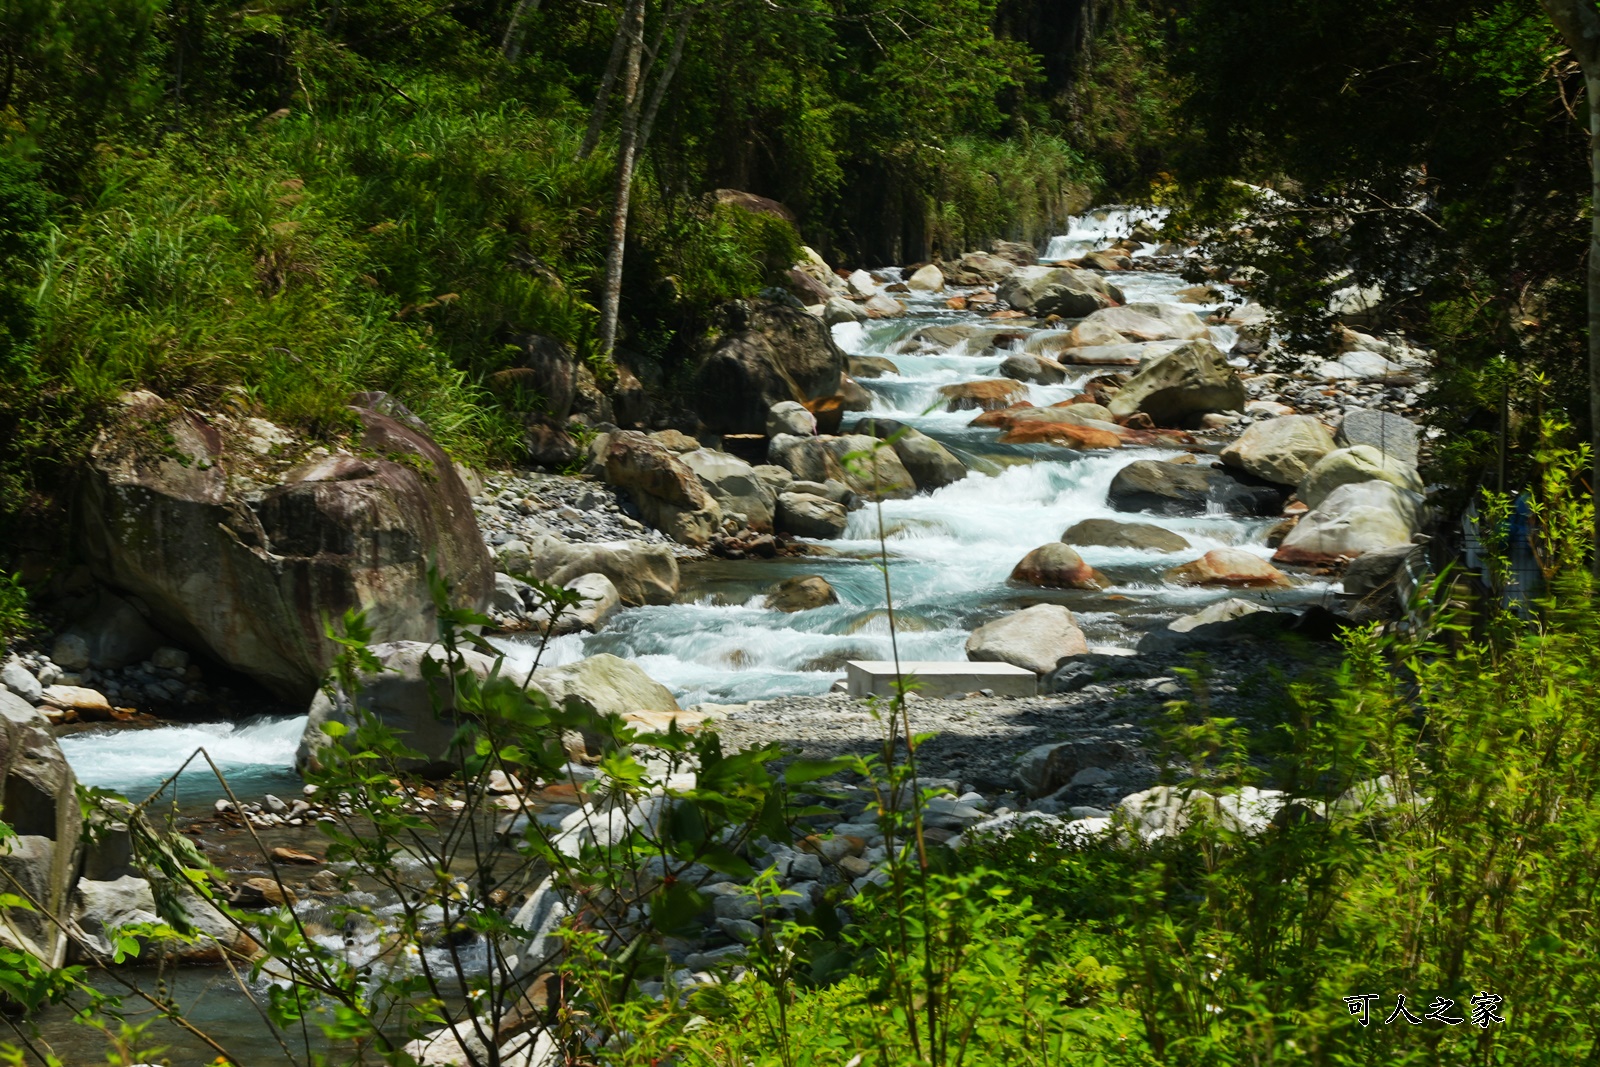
[61,207,1340,799]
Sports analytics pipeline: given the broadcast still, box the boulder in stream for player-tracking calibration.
[680,448,777,532]
[1107,459,1285,517]
[997,266,1119,317]
[1274,480,1423,564]
[1298,445,1424,510]
[776,492,849,538]
[1080,302,1209,343]
[603,431,724,546]
[1165,548,1290,588]
[1104,340,1246,426]
[764,576,839,613]
[939,379,1029,412]
[497,535,679,607]
[1220,414,1336,486]
[853,418,968,491]
[1009,544,1107,590]
[1061,518,1190,553]
[999,353,1067,384]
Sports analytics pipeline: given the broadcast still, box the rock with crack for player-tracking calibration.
[76,392,492,702]
[603,431,723,546]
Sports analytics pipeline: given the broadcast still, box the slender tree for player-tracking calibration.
[1537,0,1600,570]
[592,0,697,359]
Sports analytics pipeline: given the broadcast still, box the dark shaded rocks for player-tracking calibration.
[695,302,846,435]
[1107,460,1287,518]
[1061,518,1190,553]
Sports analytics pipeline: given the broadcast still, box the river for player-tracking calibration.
[58,207,1340,802]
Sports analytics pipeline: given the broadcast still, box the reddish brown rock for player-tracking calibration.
[939,379,1029,412]
[998,422,1123,450]
[1009,544,1108,590]
[1165,549,1290,588]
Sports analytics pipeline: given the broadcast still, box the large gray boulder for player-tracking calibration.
[965,604,1087,675]
[1274,481,1423,564]
[499,535,678,607]
[997,267,1118,317]
[1108,460,1286,518]
[296,641,510,772]
[1105,341,1246,426]
[695,302,846,434]
[1297,445,1424,510]
[1337,410,1421,469]
[1061,518,1190,553]
[603,432,723,546]
[680,449,777,532]
[532,654,679,717]
[776,493,848,539]
[0,692,81,968]
[77,394,493,702]
[853,419,967,491]
[1220,415,1337,486]
[1079,303,1209,343]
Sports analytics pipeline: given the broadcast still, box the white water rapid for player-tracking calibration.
[62,207,1338,799]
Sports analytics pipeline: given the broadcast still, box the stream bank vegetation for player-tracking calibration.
[0,427,1595,1066]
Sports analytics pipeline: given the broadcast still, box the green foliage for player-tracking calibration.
[0,572,30,652]
[1166,0,1590,486]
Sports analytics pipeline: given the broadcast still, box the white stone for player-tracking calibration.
[845,661,1035,699]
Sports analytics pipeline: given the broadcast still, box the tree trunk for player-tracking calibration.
[1589,66,1600,576]
[500,0,543,62]
[598,0,647,358]
[637,8,694,154]
[578,17,630,160]
[1538,0,1600,574]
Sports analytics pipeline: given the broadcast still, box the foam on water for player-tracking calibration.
[1043,205,1172,262]
[61,715,309,800]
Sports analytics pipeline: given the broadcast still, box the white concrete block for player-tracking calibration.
[845,660,1037,699]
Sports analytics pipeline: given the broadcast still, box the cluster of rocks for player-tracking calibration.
[2,642,206,723]
[472,470,673,549]
[569,410,968,549]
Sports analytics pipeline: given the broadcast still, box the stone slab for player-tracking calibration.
[845,661,1037,699]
